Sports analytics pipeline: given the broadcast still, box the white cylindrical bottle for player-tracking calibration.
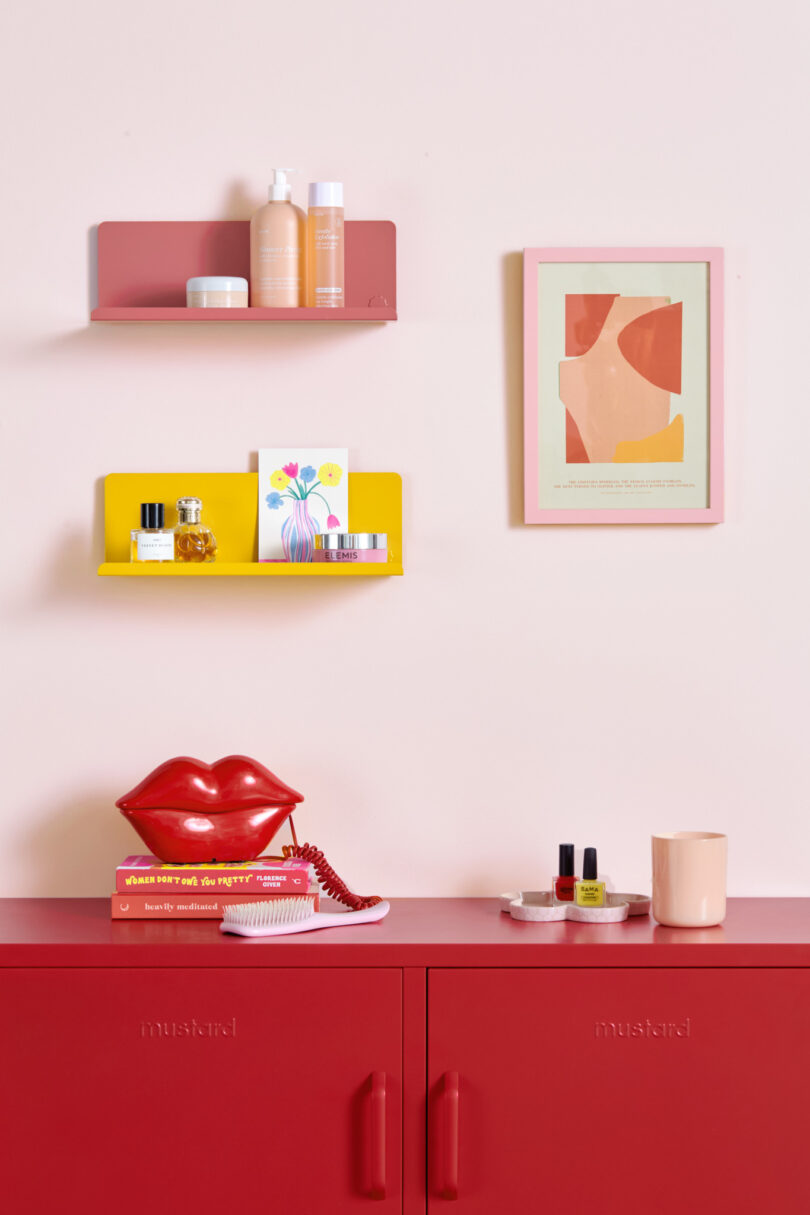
[306,182,344,308]
[250,169,305,307]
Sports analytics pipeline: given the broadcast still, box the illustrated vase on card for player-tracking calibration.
[282,499,320,562]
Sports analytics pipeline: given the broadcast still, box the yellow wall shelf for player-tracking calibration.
[99,472,403,577]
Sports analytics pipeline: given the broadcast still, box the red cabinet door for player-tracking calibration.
[0,967,401,1215]
[428,968,810,1213]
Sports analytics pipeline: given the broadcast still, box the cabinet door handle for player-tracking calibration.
[439,1071,459,1200]
[369,1070,386,1200]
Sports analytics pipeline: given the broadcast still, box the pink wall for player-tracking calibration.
[1,1,808,898]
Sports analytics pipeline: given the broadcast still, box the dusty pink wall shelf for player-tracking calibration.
[91,220,397,322]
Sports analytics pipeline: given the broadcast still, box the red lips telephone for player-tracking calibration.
[116,754,383,911]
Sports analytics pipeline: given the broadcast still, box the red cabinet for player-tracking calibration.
[0,966,402,1214]
[1,898,809,1214]
[427,967,810,1213]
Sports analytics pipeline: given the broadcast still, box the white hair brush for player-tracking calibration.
[220,896,391,938]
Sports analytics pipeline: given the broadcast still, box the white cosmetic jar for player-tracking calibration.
[186,276,248,307]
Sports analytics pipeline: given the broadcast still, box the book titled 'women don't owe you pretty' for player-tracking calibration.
[111,856,317,919]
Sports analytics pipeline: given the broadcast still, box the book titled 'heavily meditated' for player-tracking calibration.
[111,888,320,919]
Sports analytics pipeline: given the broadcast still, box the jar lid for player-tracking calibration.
[186,276,248,291]
[315,533,387,550]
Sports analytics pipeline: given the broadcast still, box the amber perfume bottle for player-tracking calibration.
[130,503,174,563]
[553,843,579,904]
[574,847,606,907]
[173,497,217,563]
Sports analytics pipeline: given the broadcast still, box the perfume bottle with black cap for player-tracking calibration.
[574,847,606,907]
[130,503,174,563]
[553,843,579,904]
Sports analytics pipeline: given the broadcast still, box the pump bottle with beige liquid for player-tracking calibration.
[250,168,305,307]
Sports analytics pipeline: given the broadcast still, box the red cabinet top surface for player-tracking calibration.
[0,898,808,966]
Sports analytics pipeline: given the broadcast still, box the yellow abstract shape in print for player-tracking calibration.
[613,414,684,463]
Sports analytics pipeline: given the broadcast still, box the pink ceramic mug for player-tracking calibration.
[651,832,727,927]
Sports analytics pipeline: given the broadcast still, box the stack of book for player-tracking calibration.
[111,855,319,919]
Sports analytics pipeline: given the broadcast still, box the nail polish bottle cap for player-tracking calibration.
[583,847,598,880]
[558,843,575,877]
[140,502,165,529]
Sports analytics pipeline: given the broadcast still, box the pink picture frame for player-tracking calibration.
[523,248,723,524]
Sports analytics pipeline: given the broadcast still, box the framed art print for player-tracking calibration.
[523,248,723,523]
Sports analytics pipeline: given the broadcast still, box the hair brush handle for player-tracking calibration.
[314,901,390,930]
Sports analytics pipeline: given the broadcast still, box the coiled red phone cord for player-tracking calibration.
[282,818,383,911]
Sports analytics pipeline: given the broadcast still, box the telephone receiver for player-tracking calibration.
[116,754,383,910]
[276,815,383,911]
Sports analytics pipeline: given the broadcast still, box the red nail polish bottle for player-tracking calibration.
[553,843,579,904]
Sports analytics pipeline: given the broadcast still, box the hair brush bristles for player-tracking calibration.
[222,897,314,930]
[220,895,391,938]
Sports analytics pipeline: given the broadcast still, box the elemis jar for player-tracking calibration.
[313,533,387,563]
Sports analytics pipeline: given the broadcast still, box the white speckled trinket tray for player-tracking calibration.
[500,891,651,924]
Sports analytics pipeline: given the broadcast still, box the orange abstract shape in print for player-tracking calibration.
[613,414,684,463]
[617,301,683,393]
[565,409,590,463]
[565,294,619,356]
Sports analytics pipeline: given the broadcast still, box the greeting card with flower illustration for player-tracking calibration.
[257,448,349,561]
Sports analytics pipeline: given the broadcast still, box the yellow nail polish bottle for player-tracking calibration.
[574,846,606,907]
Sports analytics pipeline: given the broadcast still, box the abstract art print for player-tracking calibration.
[523,249,723,523]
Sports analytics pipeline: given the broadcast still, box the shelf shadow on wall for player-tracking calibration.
[19,308,383,364]
[502,252,524,528]
[88,224,98,313]
[83,569,394,623]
